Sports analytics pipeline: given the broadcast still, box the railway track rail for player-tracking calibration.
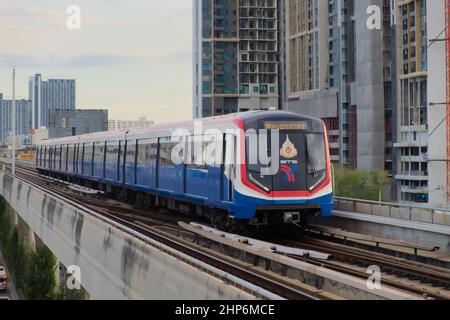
[282,236,450,299]
[0,161,330,300]
[3,160,450,299]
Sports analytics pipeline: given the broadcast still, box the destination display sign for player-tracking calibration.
[263,121,308,130]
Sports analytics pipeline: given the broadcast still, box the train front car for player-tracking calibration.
[233,112,333,226]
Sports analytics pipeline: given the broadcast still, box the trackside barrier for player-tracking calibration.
[334,197,450,227]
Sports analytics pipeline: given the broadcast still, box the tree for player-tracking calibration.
[24,246,57,300]
[334,166,391,201]
[369,170,391,202]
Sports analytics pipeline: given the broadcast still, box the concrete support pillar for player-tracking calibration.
[56,261,65,291]
[18,214,36,252]
[8,204,18,227]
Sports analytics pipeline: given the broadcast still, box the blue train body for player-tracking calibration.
[36,111,333,225]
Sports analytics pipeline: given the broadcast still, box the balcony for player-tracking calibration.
[400,185,429,194]
[394,171,428,181]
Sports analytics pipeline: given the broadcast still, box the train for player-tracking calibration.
[36,111,333,230]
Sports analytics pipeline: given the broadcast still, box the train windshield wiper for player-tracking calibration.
[306,144,317,177]
[249,173,270,193]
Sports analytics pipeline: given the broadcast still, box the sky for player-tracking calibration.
[0,0,193,124]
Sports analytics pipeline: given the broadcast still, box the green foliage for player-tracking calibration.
[334,166,391,201]
[24,246,57,300]
[0,196,58,300]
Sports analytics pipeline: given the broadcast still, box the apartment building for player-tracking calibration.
[193,0,279,118]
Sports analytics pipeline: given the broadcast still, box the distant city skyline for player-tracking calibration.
[0,0,193,124]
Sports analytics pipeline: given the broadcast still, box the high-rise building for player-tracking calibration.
[284,0,389,171]
[48,109,108,138]
[28,74,76,129]
[193,0,279,119]
[284,0,340,163]
[392,0,429,203]
[0,93,32,144]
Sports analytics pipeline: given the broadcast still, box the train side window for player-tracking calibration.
[77,144,83,174]
[187,135,206,168]
[159,137,175,165]
[53,145,58,169]
[67,145,74,172]
[126,140,136,165]
[54,145,59,169]
[74,144,78,172]
[106,141,119,168]
[84,143,93,175]
[94,141,104,165]
[119,140,125,170]
[58,145,63,170]
[61,144,67,171]
[50,146,53,169]
[44,146,47,168]
[137,138,157,166]
[204,133,223,166]
[54,146,58,169]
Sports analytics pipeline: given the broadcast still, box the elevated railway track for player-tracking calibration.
[1,159,450,300]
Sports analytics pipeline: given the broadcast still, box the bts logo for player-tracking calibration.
[280,164,298,183]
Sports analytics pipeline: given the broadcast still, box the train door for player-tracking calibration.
[118,140,124,183]
[49,146,54,170]
[222,133,236,202]
[105,141,119,181]
[61,145,67,172]
[136,138,158,189]
[157,137,177,192]
[124,140,137,185]
[206,133,223,201]
[185,135,208,198]
[77,144,83,175]
[74,144,78,174]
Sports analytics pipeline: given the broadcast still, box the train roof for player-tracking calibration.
[38,110,323,146]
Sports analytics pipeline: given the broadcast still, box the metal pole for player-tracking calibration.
[12,68,16,176]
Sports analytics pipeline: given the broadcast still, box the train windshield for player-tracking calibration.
[246,122,327,193]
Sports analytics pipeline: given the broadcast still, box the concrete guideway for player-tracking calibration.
[180,222,423,300]
[0,171,259,300]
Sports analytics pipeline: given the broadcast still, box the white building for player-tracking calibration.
[427,1,448,208]
[30,127,49,146]
[108,117,154,131]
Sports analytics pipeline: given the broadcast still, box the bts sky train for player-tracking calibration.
[36,111,333,228]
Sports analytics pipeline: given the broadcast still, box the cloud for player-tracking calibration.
[0,53,139,69]
[66,54,138,67]
[162,50,192,63]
